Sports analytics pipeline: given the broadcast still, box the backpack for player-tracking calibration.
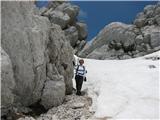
[76,65,85,75]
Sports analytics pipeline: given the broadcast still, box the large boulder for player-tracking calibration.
[155,15,160,25]
[141,25,160,48]
[1,1,74,115]
[47,24,74,95]
[1,48,16,116]
[41,78,65,109]
[143,5,155,18]
[76,22,88,40]
[1,1,48,106]
[134,18,146,28]
[150,32,160,48]
[78,22,136,59]
[55,2,79,23]
[49,10,70,29]
[135,35,144,45]
[64,26,79,47]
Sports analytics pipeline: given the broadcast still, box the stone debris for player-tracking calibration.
[41,94,94,120]
[17,93,94,120]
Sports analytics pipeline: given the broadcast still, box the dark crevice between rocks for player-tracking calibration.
[2,99,49,119]
[24,100,48,118]
[1,101,49,119]
[1,115,7,120]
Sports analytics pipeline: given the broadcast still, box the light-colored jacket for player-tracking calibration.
[75,65,87,77]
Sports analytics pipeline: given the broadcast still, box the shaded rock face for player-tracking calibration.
[79,3,160,60]
[1,1,74,115]
[1,48,16,116]
[40,1,88,54]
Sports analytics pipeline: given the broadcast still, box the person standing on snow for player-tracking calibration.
[75,59,87,95]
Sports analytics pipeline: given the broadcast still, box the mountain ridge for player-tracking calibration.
[78,3,160,60]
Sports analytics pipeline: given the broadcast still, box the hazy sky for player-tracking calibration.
[36,1,158,41]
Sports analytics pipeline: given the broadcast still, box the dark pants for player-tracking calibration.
[75,75,83,95]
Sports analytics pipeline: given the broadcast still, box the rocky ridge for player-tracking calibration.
[78,3,160,60]
[40,1,88,54]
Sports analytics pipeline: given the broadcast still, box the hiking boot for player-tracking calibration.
[76,91,81,96]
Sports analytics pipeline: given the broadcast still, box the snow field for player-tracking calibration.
[73,51,159,119]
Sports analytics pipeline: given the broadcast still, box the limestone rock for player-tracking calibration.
[18,117,35,120]
[63,4,79,24]
[87,46,125,60]
[37,94,93,120]
[65,26,78,47]
[143,33,151,44]
[55,2,72,11]
[155,4,160,15]
[1,48,16,116]
[48,24,74,94]
[1,1,74,115]
[136,45,146,52]
[134,18,146,28]
[135,35,144,45]
[141,25,160,47]
[79,3,160,60]
[78,40,87,50]
[37,114,58,120]
[41,79,65,109]
[41,1,87,54]
[144,5,155,17]
[1,1,47,107]
[76,22,88,40]
[155,15,160,25]
[49,10,70,29]
[150,32,160,48]
[55,2,79,23]
[120,54,132,59]
[71,102,85,109]
[79,22,136,59]
[75,40,87,54]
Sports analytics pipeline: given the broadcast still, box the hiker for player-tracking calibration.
[75,59,87,95]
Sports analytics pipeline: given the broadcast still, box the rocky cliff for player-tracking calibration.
[1,1,75,117]
[79,3,160,59]
[40,1,88,54]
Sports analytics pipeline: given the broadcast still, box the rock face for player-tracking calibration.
[1,48,16,116]
[79,3,160,59]
[1,1,74,116]
[40,1,88,54]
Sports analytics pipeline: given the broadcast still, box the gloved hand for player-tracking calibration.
[84,77,87,82]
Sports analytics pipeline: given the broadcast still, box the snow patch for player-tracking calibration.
[73,51,160,119]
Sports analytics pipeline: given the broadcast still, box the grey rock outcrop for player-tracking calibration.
[41,78,65,109]
[46,24,74,95]
[1,48,16,116]
[76,22,88,40]
[1,1,74,116]
[150,32,160,47]
[40,1,87,54]
[141,25,160,48]
[64,26,78,47]
[55,2,79,24]
[49,10,70,29]
[79,3,160,60]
